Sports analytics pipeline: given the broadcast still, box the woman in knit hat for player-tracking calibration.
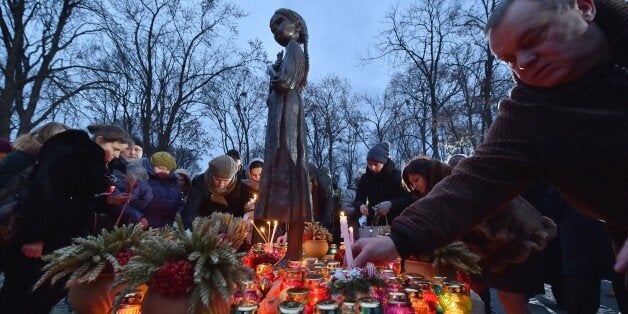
[353,142,409,226]
[112,151,182,229]
[180,155,251,228]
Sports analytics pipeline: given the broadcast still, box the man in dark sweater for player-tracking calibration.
[352,0,628,287]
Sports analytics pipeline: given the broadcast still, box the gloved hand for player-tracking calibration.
[374,201,392,216]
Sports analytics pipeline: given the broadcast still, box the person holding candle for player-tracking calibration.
[180,155,252,228]
[353,142,410,227]
[352,0,628,294]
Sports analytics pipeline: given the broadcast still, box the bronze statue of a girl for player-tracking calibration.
[255,8,313,263]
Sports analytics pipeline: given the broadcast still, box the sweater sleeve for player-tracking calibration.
[352,177,367,218]
[390,106,541,258]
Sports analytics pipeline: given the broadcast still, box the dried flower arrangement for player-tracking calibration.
[409,241,481,275]
[303,221,333,242]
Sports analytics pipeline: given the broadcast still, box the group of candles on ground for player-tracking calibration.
[236,251,473,313]
[237,234,473,313]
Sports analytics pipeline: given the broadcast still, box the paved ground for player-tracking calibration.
[0,274,621,313]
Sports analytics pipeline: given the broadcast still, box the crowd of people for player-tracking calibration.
[0,0,626,313]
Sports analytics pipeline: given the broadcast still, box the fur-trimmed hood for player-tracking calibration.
[12,133,43,156]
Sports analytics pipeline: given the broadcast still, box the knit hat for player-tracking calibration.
[209,155,238,179]
[150,151,177,171]
[367,142,390,164]
[131,136,143,148]
[174,168,190,179]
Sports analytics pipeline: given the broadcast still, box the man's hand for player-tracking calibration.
[359,204,369,216]
[352,236,400,267]
[615,238,628,273]
[374,201,392,216]
[106,193,130,205]
[22,241,44,258]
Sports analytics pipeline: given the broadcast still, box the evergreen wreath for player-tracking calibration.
[35,224,144,289]
[114,213,252,314]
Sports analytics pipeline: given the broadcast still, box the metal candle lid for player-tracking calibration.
[287,287,310,297]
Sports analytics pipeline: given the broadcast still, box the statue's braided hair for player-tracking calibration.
[272,8,309,87]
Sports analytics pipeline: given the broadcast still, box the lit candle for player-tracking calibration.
[348,227,354,245]
[252,221,268,242]
[260,227,267,242]
[270,220,278,243]
[338,212,353,268]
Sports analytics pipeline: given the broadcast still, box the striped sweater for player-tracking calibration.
[390,0,628,257]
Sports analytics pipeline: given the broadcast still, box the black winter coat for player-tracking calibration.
[13,130,110,253]
[181,174,250,228]
[353,159,410,226]
[0,151,35,191]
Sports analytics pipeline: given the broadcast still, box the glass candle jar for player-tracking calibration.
[385,292,413,314]
[341,300,357,314]
[329,244,338,255]
[287,287,311,306]
[404,285,430,314]
[279,300,305,314]
[283,268,305,289]
[378,269,396,280]
[326,261,340,272]
[415,280,438,314]
[440,284,471,314]
[430,277,448,296]
[231,300,259,314]
[385,277,403,293]
[358,297,383,314]
[305,274,325,289]
[316,299,340,314]
[290,260,304,269]
[404,273,424,285]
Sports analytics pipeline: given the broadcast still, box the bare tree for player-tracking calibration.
[303,75,352,184]
[85,0,264,170]
[0,0,110,137]
[366,0,462,160]
[459,0,511,141]
[205,68,268,163]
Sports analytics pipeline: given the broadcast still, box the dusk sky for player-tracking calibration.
[234,1,408,94]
